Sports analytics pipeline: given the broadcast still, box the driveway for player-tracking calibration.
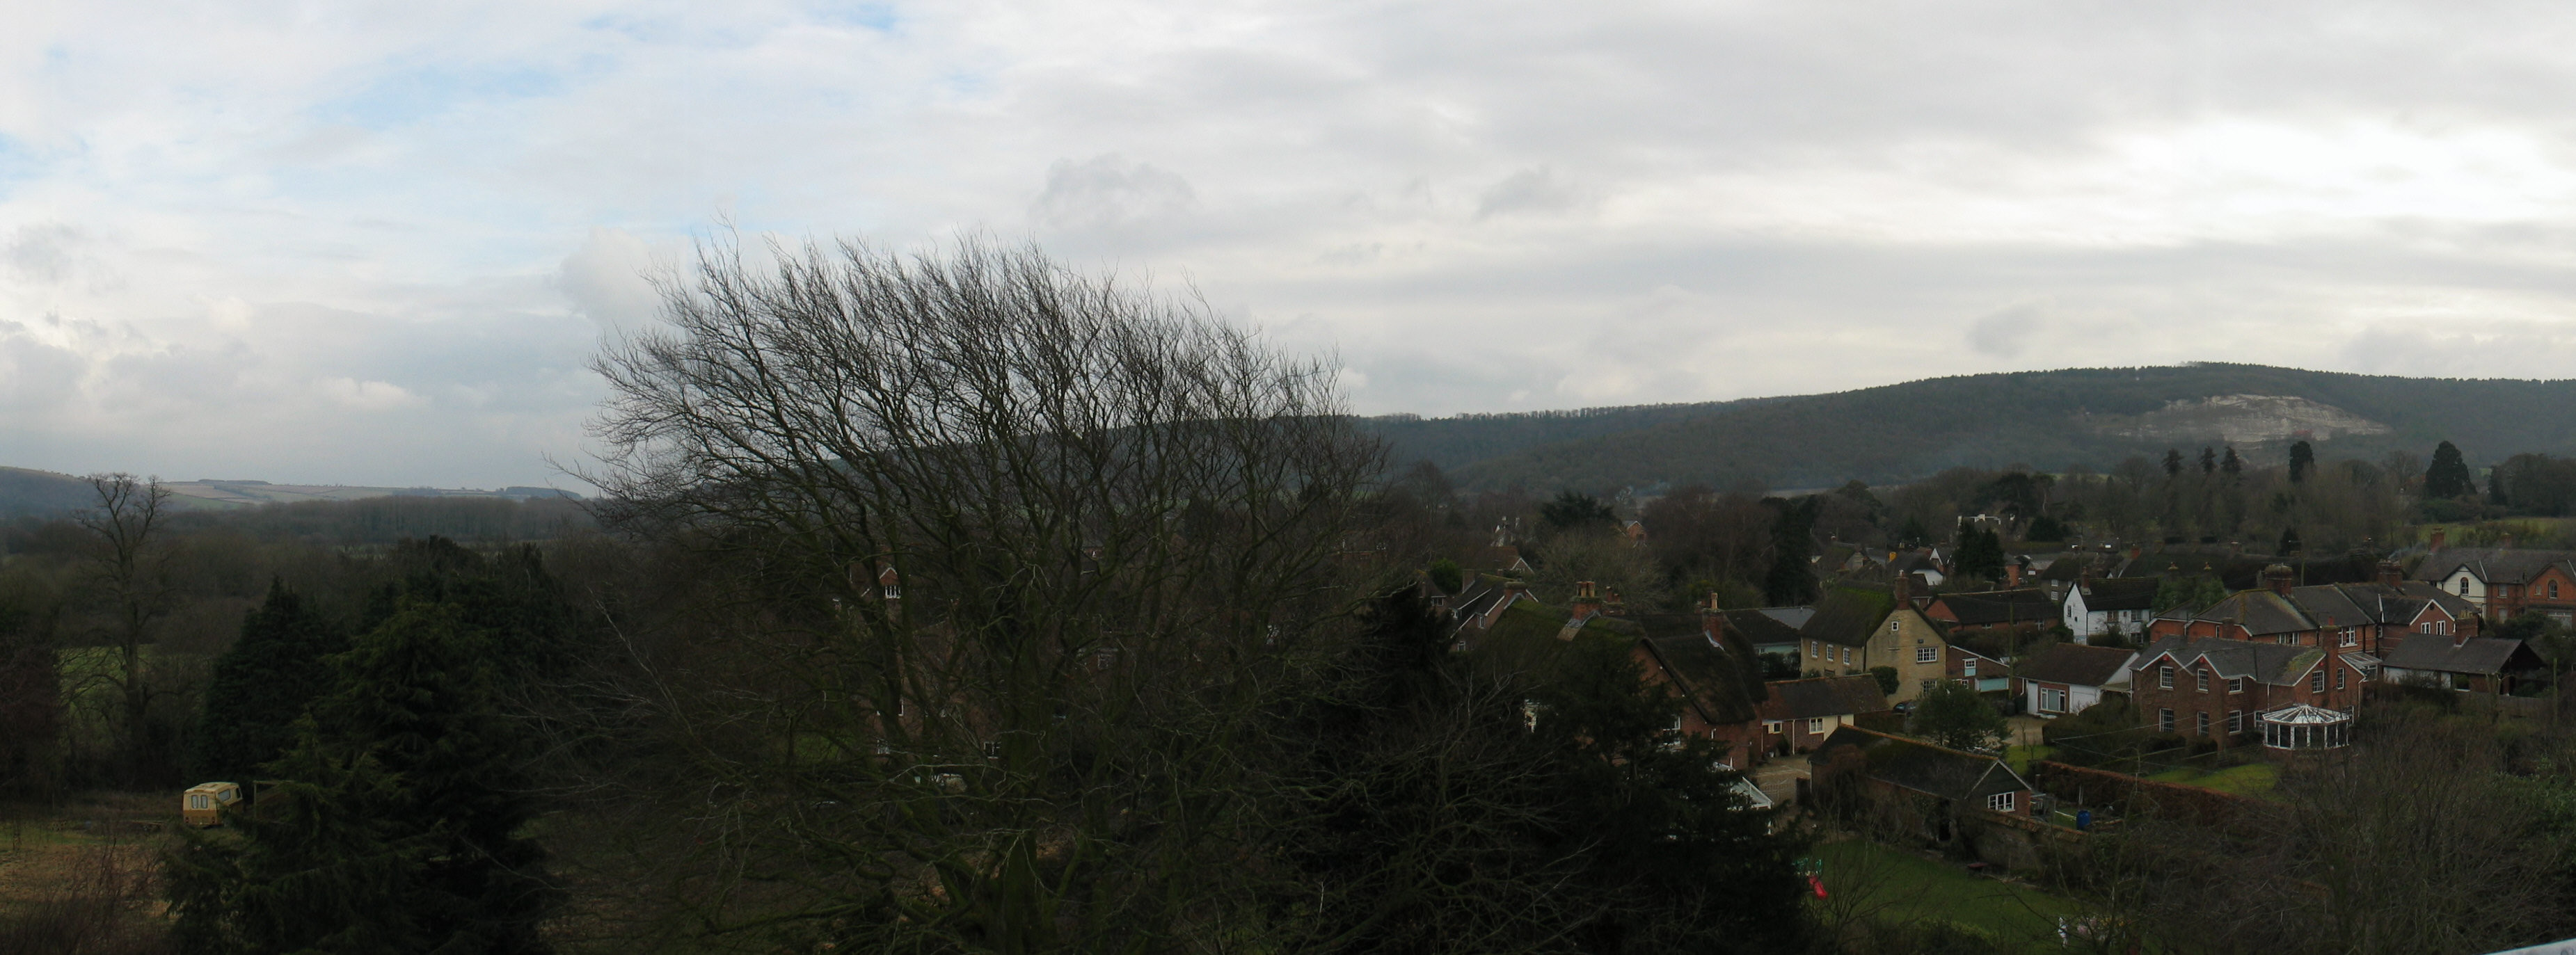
[1752,753,1810,807]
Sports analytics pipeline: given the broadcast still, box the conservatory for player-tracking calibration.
[2258,704,2351,751]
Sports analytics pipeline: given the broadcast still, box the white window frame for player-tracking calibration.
[2228,709,2242,733]
[2159,708,2175,732]
[1916,646,1937,664]
[1987,792,2016,813]
[2227,677,2245,694]
[2310,671,2325,693]
[1963,659,1978,677]
[1806,717,1825,735]
[2158,665,2174,689]
[1764,720,1783,734]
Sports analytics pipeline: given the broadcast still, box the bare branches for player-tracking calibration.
[575,235,1386,947]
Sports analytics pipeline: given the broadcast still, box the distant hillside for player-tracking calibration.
[1359,397,1782,472]
[0,467,98,519]
[1414,364,2576,492]
[0,467,582,520]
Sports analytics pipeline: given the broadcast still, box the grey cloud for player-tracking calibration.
[1966,303,2043,359]
[1031,154,1195,231]
[1475,168,1584,219]
[6,223,84,284]
[557,227,665,335]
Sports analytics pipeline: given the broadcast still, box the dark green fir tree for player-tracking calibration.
[191,580,346,783]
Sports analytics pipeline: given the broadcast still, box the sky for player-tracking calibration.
[10,1,2576,488]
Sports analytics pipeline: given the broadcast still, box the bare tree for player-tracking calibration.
[74,474,175,785]
[580,236,1383,949]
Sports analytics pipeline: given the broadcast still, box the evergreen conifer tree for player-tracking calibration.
[2220,446,2243,477]
[2289,440,2315,483]
[169,602,559,954]
[2199,447,2218,474]
[2163,449,2184,477]
[191,580,344,783]
[2426,441,2476,499]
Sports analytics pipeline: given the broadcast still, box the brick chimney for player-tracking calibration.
[2127,543,2143,561]
[1701,593,1726,648]
[1893,571,1913,604]
[2376,559,2404,588]
[2430,529,2447,552]
[2264,563,2294,597]
[1571,580,1602,619]
[2005,562,2024,588]
[1603,586,1627,616]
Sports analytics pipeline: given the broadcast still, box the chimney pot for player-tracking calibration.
[2376,560,2404,588]
[2264,563,2294,597]
[2431,529,2448,552]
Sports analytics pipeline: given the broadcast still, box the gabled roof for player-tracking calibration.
[2074,577,2162,612]
[1758,675,1889,721]
[2380,635,2544,677]
[1720,607,1806,648]
[1633,613,1767,725]
[1934,589,2058,627]
[2135,636,2323,686]
[1803,586,1899,648]
[2017,643,2138,687]
[1889,551,1942,576]
[2418,548,2576,586]
[2187,581,2477,636]
[1813,726,2028,802]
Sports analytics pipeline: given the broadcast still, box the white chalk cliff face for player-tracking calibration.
[2090,395,2394,444]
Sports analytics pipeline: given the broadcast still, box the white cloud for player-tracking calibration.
[13,0,2576,482]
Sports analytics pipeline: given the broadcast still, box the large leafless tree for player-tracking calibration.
[581,236,1383,950]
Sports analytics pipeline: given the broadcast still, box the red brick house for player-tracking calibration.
[2129,636,2366,747]
[2142,563,2481,657]
[1469,586,1772,770]
[1756,675,1889,754]
[2418,543,2576,625]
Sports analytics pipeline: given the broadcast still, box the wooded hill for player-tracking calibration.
[1367,364,2576,492]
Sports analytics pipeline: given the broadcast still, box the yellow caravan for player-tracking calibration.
[182,782,241,827]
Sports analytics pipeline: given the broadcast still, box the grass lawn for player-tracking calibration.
[2144,762,2278,798]
[1812,840,2082,952]
[2004,744,2054,773]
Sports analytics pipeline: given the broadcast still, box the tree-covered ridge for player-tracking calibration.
[1403,364,2576,491]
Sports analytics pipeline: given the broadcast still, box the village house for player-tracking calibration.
[2016,643,2137,718]
[2142,563,2479,657]
[1797,581,1957,705]
[1809,726,2035,849]
[2127,636,2364,748]
[1468,585,1772,769]
[1756,675,1890,754]
[2060,577,2162,642]
[1921,588,2059,636]
[2378,628,2548,694]
[2416,535,2576,625]
[1947,643,2012,693]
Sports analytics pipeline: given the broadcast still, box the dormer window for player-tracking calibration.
[2460,578,2472,595]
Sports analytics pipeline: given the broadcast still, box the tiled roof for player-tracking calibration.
[2017,643,2138,687]
[1634,613,1767,725]
[1721,607,1806,648]
[1813,726,2028,802]
[2187,581,2476,636]
[2418,548,2576,586]
[1937,588,2058,626]
[2380,635,2543,677]
[1803,586,1898,648]
[2136,636,2323,686]
[1758,675,1889,721]
[2075,577,2162,612]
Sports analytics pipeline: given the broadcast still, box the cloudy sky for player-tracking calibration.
[10,1,2576,487]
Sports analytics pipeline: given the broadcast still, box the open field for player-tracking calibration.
[1813,838,2083,952]
[0,794,177,952]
